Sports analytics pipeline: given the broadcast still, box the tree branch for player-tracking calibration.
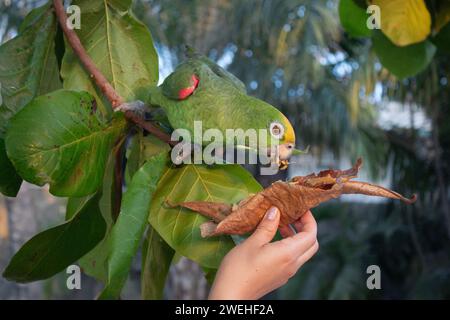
[52,0,175,146]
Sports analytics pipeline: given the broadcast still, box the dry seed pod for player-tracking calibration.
[168,159,416,237]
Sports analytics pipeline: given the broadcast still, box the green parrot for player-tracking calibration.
[118,52,300,169]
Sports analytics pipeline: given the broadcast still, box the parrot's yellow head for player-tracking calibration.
[279,113,296,145]
[267,114,296,170]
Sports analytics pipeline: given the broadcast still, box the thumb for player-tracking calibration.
[247,207,280,246]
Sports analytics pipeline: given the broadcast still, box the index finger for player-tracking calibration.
[279,210,314,238]
[286,211,317,249]
[296,211,317,235]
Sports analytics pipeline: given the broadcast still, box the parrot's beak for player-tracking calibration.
[275,143,292,170]
[278,143,295,160]
[264,143,293,171]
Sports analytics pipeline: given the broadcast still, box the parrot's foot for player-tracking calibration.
[115,100,146,117]
[279,160,289,170]
[266,146,290,170]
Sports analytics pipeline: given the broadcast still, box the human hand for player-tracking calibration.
[208,207,319,300]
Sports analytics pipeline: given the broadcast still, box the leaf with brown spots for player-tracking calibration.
[5,90,127,197]
[169,159,416,237]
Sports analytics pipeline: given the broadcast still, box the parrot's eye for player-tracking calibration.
[269,121,285,140]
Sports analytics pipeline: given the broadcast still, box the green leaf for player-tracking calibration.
[2,193,106,283]
[171,251,183,265]
[0,3,61,116]
[64,88,167,285]
[339,0,371,37]
[0,138,22,197]
[352,0,368,9]
[99,152,169,299]
[66,196,93,221]
[372,31,436,79]
[5,90,127,197]
[202,266,218,286]
[19,2,51,33]
[149,164,262,269]
[140,135,172,161]
[0,3,61,196]
[125,132,171,185]
[125,134,142,186]
[372,0,431,46]
[61,0,159,115]
[66,153,117,282]
[141,226,175,300]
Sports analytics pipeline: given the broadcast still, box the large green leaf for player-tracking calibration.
[72,136,170,285]
[5,90,127,197]
[2,193,106,283]
[0,3,61,196]
[371,0,431,46]
[0,3,61,118]
[141,226,175,300]
[149,164,262,269]
[99,152,169,299]
[373,31,436,79]
[66,153,117,282]
[61,0,159,115]
[339,0,371,38]
[124,134,142,186]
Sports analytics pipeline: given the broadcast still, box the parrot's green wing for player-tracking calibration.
[160,54,246,101]
[185,46,246,93]
[198,57,246,93]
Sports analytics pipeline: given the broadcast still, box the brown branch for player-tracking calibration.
[52,0,175,146]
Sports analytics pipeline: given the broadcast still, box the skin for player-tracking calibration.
[209,207,319,300]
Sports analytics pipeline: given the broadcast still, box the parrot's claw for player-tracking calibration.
[266,146,290,170]
[116,100,146,117]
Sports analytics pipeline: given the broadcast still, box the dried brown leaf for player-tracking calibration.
[169,159,416,237]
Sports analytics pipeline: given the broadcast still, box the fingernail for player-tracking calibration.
[266,207,278,220]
